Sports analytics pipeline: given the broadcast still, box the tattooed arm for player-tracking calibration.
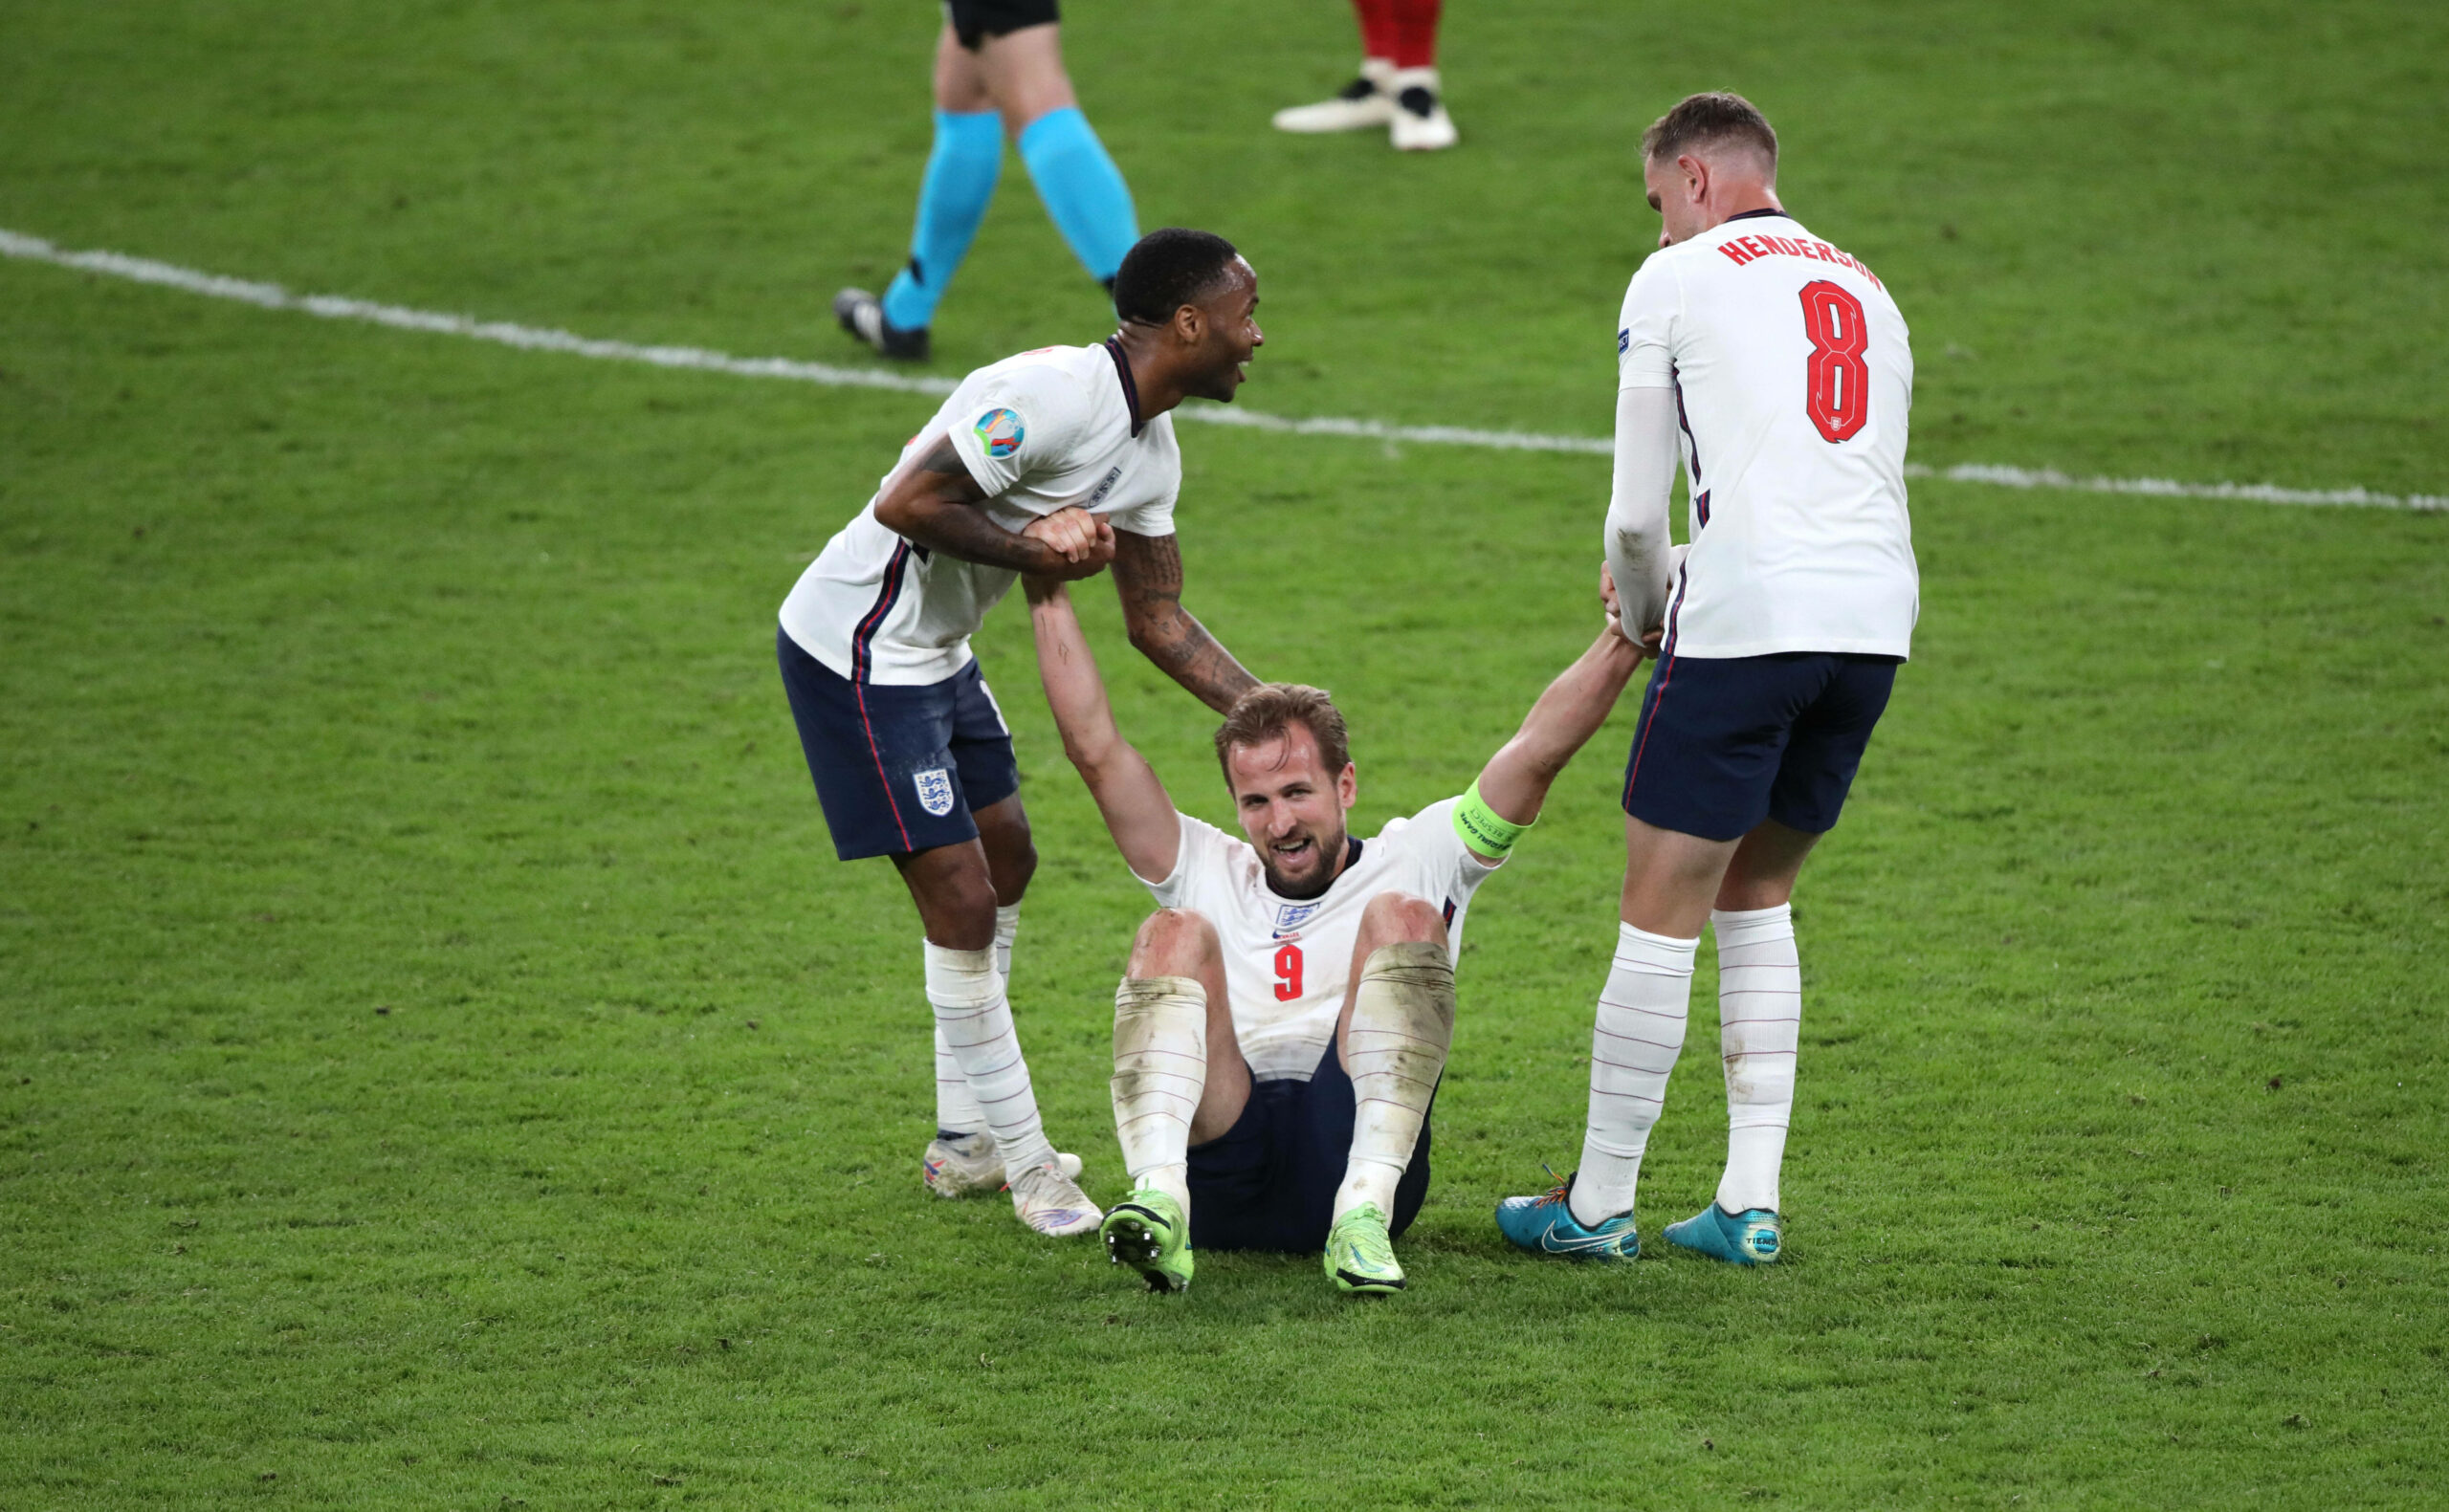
[1111,529,1261,714]
[871,434,1114,579]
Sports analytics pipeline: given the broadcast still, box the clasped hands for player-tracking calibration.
[1022,506,1115,582]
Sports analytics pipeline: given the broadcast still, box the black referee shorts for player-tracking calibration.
[944,0,1058,50]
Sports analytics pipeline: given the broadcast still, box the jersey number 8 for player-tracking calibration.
[1272,943,1304,1002]
[1798,280,1870,444]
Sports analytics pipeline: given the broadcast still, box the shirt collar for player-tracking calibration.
[1722,207,1791,226]
[1102,336,1146,437]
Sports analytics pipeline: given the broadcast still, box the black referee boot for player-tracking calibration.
[833,287,931,362]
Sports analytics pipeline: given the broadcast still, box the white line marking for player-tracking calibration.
[5,226,2440,512]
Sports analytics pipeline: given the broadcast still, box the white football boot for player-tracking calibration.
[1273,58,1397,134]
[1008,1160,1102,1237]
[922,1131,1083,1198]
[1388,68,1459,152]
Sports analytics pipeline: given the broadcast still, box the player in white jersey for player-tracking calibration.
[1024,573,1650,1294]
[777,230,1265,1238]
[1497,93,1920,1267]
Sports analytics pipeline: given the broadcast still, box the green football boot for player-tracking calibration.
[1100,1189,1194,1293]
[1323,1202,1406,1295]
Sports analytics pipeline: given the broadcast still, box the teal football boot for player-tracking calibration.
[1663,1204,1782,1265]
[1493,1170,1638,1261]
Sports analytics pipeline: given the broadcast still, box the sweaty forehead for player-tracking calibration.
[1207,256,1258,309]
[1225,726,1326,796]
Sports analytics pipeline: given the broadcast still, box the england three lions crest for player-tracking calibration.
[912,768,957,818]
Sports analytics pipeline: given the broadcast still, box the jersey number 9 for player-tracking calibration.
[1272,943,1304,1002]
[1798,280,1870,444]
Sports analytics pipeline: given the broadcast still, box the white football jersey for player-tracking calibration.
[1138,800,1500,1083]
[780,340,1181,685]
[1617,209,1919,659]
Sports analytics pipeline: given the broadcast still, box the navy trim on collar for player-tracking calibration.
[1724,208,1791,225]
[1102,336,1146,437]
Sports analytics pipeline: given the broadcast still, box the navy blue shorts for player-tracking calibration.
[1186,1042,1433,1254]
[1622,651,1900,844]
[777,626,1021,861]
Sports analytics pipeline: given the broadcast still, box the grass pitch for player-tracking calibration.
[3,1,2445,1505]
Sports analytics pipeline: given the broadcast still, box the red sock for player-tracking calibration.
[1388,0,1441,70]
[1352,0,1400,64]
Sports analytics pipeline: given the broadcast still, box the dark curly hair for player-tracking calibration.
[1113,228,1242,327]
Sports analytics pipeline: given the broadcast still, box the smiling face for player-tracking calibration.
[1184,256,1264,403]
[1222,721,1356,899]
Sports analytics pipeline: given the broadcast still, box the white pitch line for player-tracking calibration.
[4,226,2440,512]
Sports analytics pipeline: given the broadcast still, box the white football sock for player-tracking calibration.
[933,905,1024,1137]
[1334,942,1455,1223]
[1571,921,1696,1227]
[994,902,1021,982]
[1359,55,1396,89]
[1111,976,1206,1210]
[1389,65,1442,99]
[1712,904,1800,1215]
[933,1024,986,1137]
[924,940,1056,1175]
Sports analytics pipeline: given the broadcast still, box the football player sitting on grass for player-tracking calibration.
[1025,569,1656,1294]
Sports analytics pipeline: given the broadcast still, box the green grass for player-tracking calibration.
[3,0,2445,1505]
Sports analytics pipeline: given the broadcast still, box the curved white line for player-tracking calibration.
[3,227,2438,512]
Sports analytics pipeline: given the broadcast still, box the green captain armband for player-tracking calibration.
[1452,779,1534,860]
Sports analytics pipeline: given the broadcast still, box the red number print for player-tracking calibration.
[1798,279,1870,444]
[1272,943,1304,1002]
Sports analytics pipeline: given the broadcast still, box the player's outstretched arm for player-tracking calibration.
[873,434,1116,581]
[1112,529,1261,715]
[1463,608,1653,863]
[1024,578,1182,883]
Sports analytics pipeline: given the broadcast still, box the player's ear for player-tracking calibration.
[1677,151,1707,201]
[1172,302,1204,346]
[1336,763,1357,809]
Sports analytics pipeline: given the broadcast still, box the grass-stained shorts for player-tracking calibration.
[1186,1041,1434,1254]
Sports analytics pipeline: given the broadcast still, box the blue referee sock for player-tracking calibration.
[881,109,1004,334]
[1017,106,1139,287]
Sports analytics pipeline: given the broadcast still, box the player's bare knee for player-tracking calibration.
[1715,875,1794,913]
[1130,907,1218,977]
[910,871,1000,952]
[1360,890,1447,951]
[985,827,1037,903]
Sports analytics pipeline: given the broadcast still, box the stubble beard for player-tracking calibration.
[1259,822,1346,900]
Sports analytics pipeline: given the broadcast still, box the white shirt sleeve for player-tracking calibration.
[1400,799,1504,904]
[1616,256,1679,391]
[1138,811,1229,904]
[944,365,1087,499]
[1606,386,1681,638]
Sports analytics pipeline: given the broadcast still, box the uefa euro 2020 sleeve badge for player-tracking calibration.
[972,407,1025,460]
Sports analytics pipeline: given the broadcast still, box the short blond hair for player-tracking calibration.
[1641,91,1777,171]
